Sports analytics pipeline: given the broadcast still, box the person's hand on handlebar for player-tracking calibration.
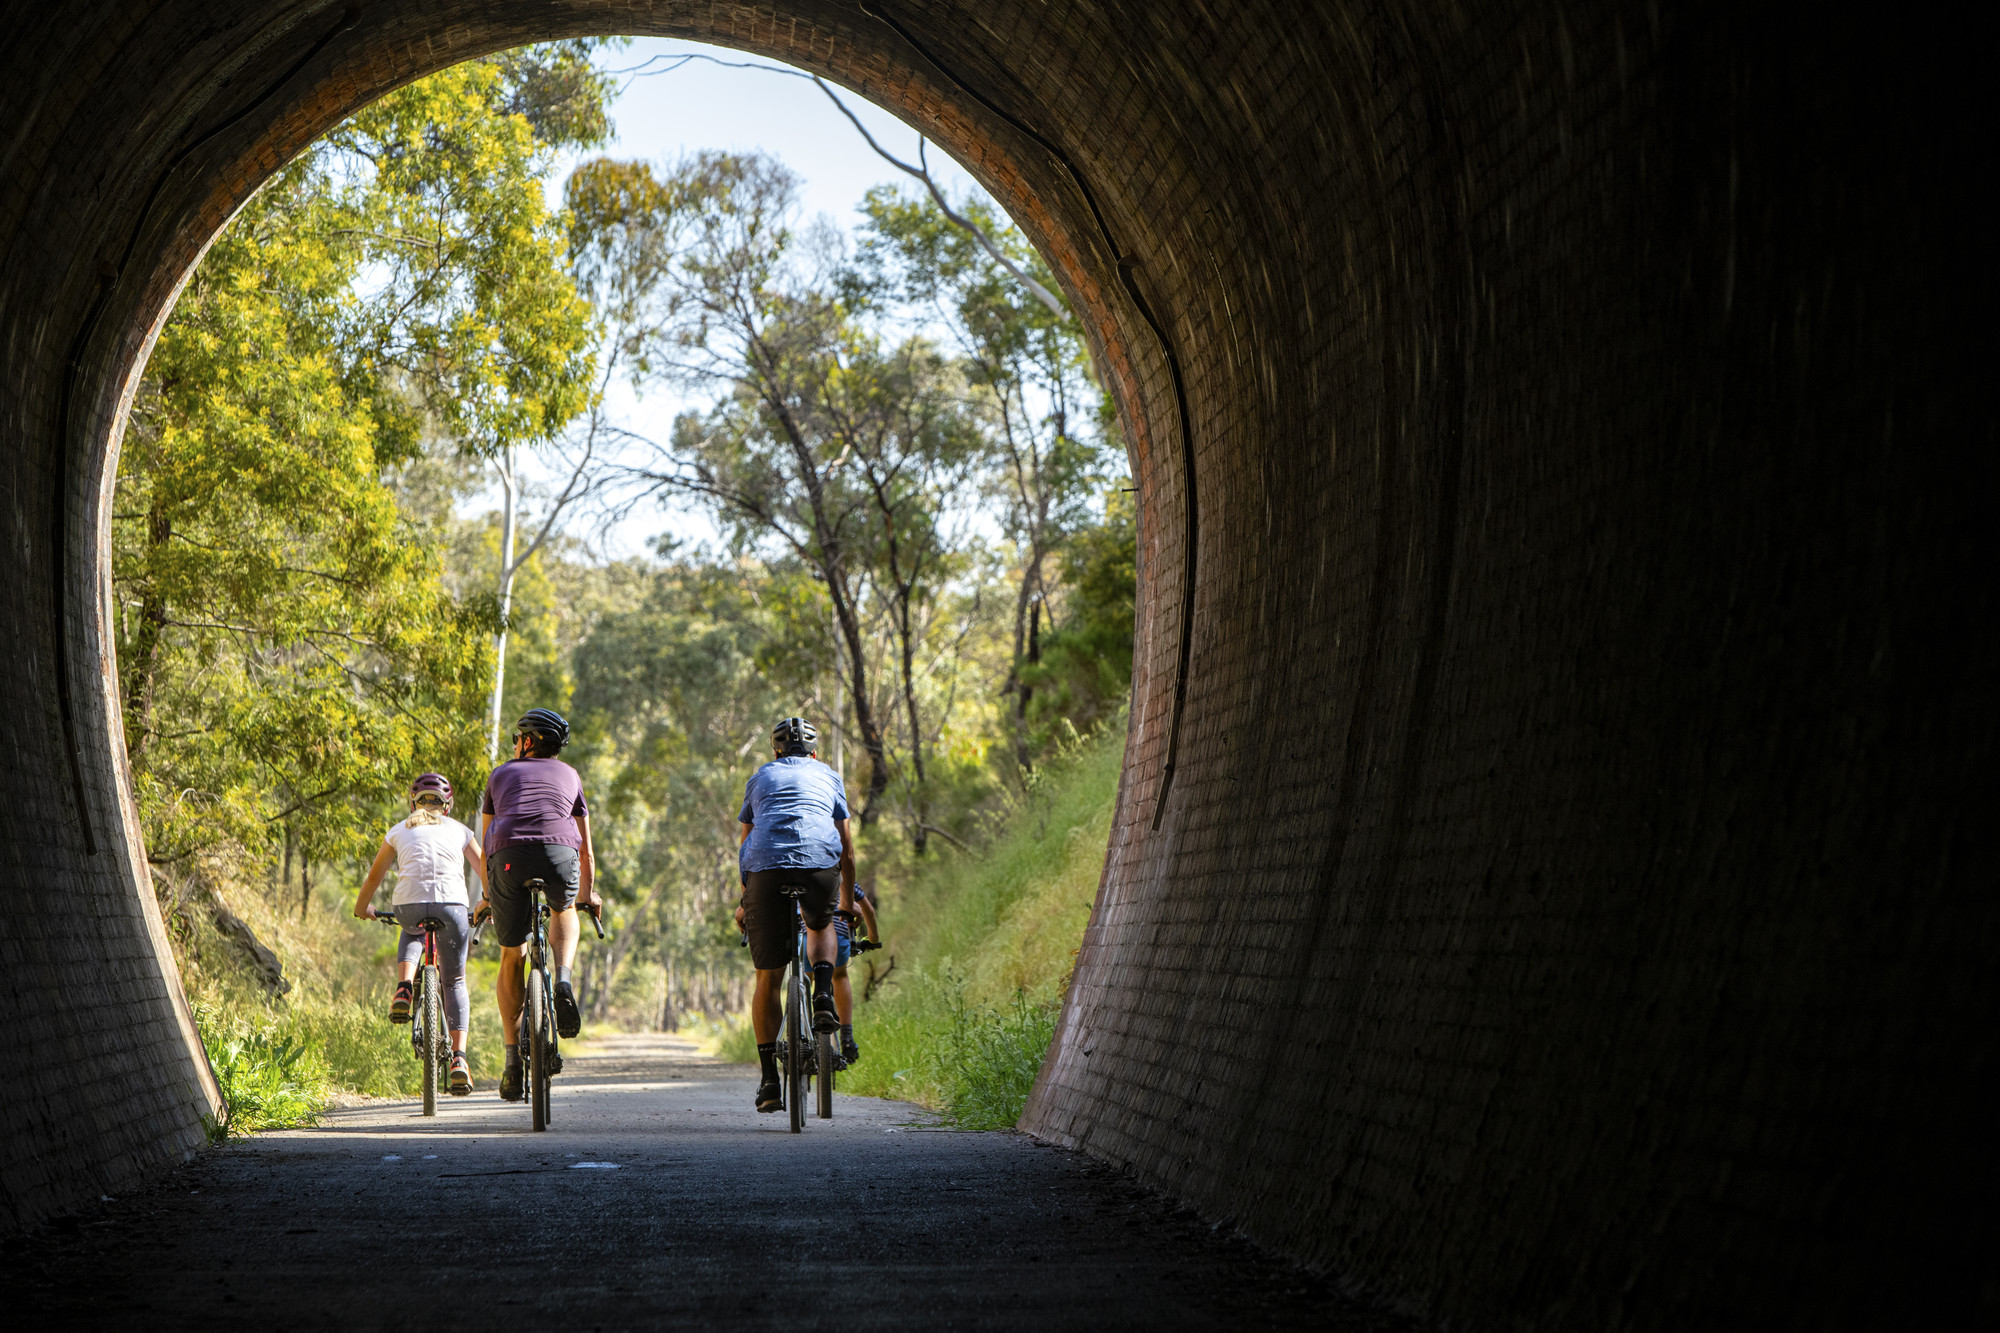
[471,900,492,926]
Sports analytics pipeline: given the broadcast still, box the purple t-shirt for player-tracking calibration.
[481,757,588,852]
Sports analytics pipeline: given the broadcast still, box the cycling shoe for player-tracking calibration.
[499,1062,524,1102]
[554,981,582,1039]
[841,1032,861,1066]
[448,1054,472,1096]
[755,1075,784,1113]
[389,981,413,1024]
[812,991,840,1034]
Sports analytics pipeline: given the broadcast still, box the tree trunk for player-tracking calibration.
[825,572,888,822]
[487,448,519,759]
[1007,550,1045,773]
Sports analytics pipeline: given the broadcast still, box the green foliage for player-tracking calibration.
[1023,487,1137,748]
[195,1003,330,1135]
[858,185,1125,773]
[839,722,1123,1125]
[490,39,627,149]
[566,556,792,1012]
[117,50,602,870]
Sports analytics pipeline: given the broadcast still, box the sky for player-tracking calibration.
[469,37,1003,563]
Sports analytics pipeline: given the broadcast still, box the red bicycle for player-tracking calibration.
[373,910,460,1115]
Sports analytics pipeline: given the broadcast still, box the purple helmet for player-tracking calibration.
[409,772,453,805]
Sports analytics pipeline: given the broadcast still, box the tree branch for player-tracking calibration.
[809,78,1067,319]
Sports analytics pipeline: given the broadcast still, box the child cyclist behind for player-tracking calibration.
[352,773,488,1096]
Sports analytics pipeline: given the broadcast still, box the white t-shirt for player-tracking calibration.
[383,815,477,906]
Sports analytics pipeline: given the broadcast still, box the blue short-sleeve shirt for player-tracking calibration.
[738,755,849,873]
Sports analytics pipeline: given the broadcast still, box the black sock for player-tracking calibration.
[504,1043,519,1067]
[840,1024,853,1038]
[555,965,571,987]
[813,962,833,998]
[757,1042,778,1079]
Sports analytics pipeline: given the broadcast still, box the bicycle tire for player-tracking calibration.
[812,1020,836,1112]
[420,966,441,1116]
[534,1025,552,1129]
[527,969,550,1132]
[785,965,806,1134]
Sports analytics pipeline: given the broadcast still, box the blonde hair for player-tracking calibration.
[406,805,444,828]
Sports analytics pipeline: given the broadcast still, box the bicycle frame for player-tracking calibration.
[773,890,836,1131]
[375,910,451,1115]
[513,884,601,1131]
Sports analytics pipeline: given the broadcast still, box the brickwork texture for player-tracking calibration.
[0,2,1988,1326]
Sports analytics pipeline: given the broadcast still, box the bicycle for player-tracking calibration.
[513,879,604,1133]
[775,886,839,1131]
[372,909,459,1116]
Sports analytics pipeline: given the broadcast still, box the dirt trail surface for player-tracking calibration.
[16,1034,1408,1329]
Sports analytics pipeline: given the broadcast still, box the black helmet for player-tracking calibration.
[515,708,570,751]
[772,716,818,755]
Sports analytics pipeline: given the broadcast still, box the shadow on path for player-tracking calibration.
[15,1034,1412,1329]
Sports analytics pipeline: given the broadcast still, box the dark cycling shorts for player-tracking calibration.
[487,843,579,949]
[740,865,839,971]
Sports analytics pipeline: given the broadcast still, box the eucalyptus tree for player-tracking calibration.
[859,188,1119,770]
[582,151,913,823]
[114,53,601,872]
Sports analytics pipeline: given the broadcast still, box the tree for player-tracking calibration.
[114,51,603,874]
[859,187,1119,770]
[320,56,609,758]
[583,151,932,825]
[567,555,790,1019]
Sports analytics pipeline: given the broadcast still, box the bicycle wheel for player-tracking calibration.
[816,1028,836,1119]
[420,966,441,1116]
[526,969,549,1132]
[785,966,806,1134]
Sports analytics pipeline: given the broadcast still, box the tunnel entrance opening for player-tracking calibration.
[104,29,1139,1146]
[32,0,1182,1238]
[5,4,1987,1328]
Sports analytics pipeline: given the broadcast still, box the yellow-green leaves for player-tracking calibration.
[116,51,605,868]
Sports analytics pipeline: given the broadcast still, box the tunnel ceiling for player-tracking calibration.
[0,3,1990,1327]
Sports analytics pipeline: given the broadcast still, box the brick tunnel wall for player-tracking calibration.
[0,2,1988,1325]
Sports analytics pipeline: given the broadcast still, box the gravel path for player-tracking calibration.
[14,1033,1412,1329]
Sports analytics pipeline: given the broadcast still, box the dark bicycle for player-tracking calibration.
[372,909,460,1115]
[774,885,839,1132]
[513,879,604,1133]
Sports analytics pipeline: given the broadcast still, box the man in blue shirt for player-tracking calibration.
[735,716,856,1113]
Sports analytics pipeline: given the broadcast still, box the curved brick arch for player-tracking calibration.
[0,4,1988,1326]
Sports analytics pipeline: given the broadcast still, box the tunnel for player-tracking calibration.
[0,2,1989,1326]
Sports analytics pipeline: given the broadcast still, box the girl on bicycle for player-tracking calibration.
[352,773,488,1096]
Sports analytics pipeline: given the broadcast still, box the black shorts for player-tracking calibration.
[487,843,580,948]
[740,866,839,971]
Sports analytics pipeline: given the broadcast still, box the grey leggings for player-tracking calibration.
[394,902,470,1032]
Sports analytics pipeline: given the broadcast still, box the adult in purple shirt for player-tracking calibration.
[473,708,598,1102]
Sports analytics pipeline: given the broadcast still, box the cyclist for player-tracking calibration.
[829,882,881,1067]
[735,716,856,1113]
[477,708,600,1103]
[351,773,487,1096]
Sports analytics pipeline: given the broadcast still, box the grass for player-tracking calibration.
[834,721,1124,1127]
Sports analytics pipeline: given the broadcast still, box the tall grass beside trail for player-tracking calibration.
[836,721,1124,1128]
